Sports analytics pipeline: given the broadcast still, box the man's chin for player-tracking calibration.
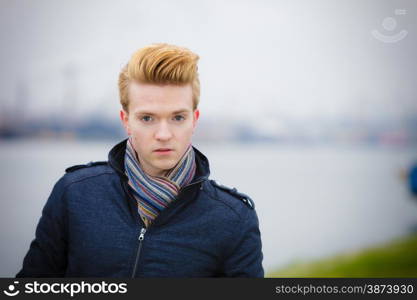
[153,161,178,174]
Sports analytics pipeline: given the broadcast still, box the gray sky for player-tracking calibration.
[1,0,416,122]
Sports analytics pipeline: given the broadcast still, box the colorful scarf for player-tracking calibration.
[124,138,196,227]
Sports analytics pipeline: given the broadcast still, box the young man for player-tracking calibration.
[16,44,264,277]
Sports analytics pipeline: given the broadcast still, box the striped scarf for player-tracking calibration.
[124,138,196,227]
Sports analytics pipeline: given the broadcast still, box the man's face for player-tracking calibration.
[120,81,199,177]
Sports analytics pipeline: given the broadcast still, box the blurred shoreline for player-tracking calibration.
[1,114,416,148]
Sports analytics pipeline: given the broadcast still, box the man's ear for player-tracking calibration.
[120,109,130,136]
[193,109,200,127]
[192,109,200,133]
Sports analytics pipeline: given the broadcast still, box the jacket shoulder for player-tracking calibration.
[208,180,255,210]
[63,161,114,184]
[65,161,108,173]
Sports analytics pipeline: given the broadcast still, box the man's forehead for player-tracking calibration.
[129,81,192,97]
[128,81,193,113]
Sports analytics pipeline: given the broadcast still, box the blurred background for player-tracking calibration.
[1,0,417,277]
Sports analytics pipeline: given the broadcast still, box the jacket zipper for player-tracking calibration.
[129,179,205,277]
[131,227,146,278]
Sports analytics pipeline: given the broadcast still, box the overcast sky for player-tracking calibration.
[1,0,416,123]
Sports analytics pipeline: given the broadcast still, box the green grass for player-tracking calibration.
[267,234,417,277]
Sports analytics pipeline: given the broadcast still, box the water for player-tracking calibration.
[1,139,416,276]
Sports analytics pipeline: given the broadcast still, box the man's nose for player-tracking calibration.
[154,121,173,141]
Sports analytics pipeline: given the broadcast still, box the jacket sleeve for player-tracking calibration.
[16,177,68,277]
[222,207,264,277]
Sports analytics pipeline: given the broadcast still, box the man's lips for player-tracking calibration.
[154,148,173,153]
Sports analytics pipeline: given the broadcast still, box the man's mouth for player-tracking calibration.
[154,148,173,153]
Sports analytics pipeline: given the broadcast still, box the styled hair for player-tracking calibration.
[118,43,200,112]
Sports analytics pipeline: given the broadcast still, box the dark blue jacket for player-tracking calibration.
[16,140,264,277]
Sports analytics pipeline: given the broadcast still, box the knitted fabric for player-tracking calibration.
[124,138,196,227]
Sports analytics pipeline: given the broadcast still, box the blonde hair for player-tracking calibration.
[118,43,200,112]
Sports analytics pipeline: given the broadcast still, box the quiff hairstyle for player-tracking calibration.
[118,43,200,112]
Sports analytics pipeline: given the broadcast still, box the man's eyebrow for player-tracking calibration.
[134,109,191,116]
[172,109,191,114]
[134,111,156,116]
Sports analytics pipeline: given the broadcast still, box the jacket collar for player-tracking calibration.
[108,138,210,184]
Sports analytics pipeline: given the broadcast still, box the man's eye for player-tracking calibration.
[173,115,185,121]
[140,116,153,122]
